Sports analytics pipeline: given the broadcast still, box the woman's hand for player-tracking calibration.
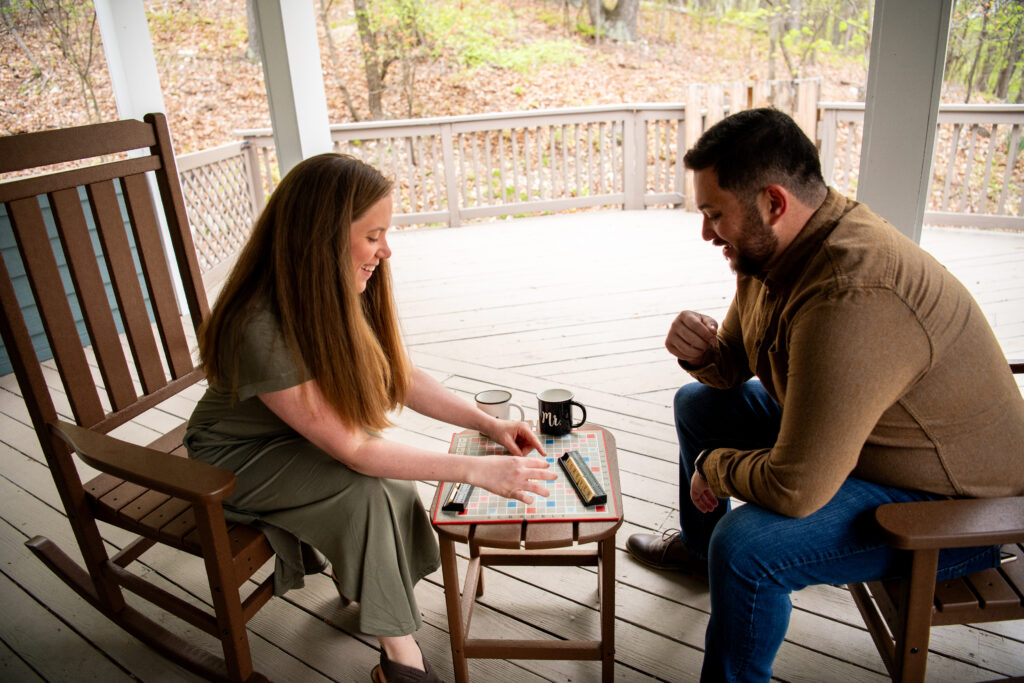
[472,418,555,503]
[470,454,557,504]
[482,418,547,458]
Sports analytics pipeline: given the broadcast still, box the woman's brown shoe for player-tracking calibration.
[370,644,441,682]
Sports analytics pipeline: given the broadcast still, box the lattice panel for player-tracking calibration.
[179,154,256,273]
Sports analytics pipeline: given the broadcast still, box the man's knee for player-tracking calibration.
[674,381,714,427]
[708,506,804,590]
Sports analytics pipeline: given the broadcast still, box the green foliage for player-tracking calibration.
[536,8,563,29]
[425,0,583,73]
[227,16,247,46]
[945,0,1024,102]
[721,1,872,76]
[354,0,427,62]
[148,8,211,32]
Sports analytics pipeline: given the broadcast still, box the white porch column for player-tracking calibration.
[251,0,333,175]
[94,0,187,306]
[94,0,166,118]
[857,0,953,243]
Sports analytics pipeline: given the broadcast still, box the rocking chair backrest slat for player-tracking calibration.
[149,115,209,336]
[6,194,108,427]
[48,186,138,412]
[121,172,194,380]
[86,177,168,395]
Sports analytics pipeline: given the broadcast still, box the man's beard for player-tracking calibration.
[731,200,779,276]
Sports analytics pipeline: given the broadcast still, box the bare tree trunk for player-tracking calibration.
[245,0,260,62]
[964,2,991,103]
[353,0,390,120]
[587,0,638,44]
[994,18,1021,100]
[401,55,415,118]
[318,0,361,121]
[588,0,601,46]
[604,0,638,43]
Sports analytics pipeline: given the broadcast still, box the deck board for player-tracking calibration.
[1,209,1022,681]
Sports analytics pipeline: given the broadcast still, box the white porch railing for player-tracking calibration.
[174,100,1024,279]
[819,103,1024,231]
[236,103,697,227]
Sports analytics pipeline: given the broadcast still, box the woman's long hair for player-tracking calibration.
[198,153,409,431]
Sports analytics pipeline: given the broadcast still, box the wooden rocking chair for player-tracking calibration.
[848,362,1024,682]
[0,114,274,682]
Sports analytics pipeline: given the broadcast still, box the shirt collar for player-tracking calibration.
[761,187,852,291]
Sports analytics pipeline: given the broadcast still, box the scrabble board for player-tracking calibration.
[431,429,619,525]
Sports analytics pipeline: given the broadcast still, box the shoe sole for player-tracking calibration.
[626,546,709,582]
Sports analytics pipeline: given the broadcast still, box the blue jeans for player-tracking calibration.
[673,380,1000,682]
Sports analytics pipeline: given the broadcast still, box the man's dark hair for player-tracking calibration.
[683,107,826,206]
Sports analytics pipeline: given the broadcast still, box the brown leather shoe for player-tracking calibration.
[626,530,708,581]
[370,643,441,683]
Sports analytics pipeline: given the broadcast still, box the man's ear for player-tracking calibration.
[763,185,788,226]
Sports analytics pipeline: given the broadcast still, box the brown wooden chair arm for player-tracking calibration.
[49,420,237,504]
[874,496,1024,550]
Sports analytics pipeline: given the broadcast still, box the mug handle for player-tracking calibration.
[509,403,525,421]
[571,401,587,428]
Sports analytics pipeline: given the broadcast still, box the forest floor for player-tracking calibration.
[1,0,872,154]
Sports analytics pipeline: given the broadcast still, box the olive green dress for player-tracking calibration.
[184,306,440,637]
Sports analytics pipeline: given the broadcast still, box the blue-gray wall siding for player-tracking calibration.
[0,186,146,377]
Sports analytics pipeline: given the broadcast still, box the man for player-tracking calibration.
[626,108,1024,682]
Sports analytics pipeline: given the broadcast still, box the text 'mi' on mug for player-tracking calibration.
[474,389,525,421]
[537,388,586,436]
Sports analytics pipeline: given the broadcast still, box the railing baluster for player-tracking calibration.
[511,128,521,205]
[997,125,1021,216]
[941,123,961,212]
[549,123,557,201]
[571,123,579,201]
[586,122,595,199]
[960,126,978,212]
[458,132,469,210]
[841,121,855,196]
[978,124,997,215]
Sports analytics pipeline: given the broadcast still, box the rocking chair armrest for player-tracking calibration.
[49,420,237,504]
[875,496,1024,550]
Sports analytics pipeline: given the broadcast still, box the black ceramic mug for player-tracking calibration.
[537,388,587,436]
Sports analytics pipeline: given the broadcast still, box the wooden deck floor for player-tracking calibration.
[1,209,1022,682]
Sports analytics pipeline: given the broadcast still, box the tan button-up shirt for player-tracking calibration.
[689,188,1024,517]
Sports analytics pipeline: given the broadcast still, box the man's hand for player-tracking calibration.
[666,311,720,365]
[690,471,719,513]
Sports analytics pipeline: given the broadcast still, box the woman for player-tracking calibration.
[185,153,555,682]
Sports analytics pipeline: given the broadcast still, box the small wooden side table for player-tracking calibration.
[430,425,623,683]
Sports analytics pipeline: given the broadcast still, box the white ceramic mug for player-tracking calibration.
[475,389,525,421]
